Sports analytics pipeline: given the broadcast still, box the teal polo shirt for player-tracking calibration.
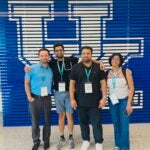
[25,63,53,96]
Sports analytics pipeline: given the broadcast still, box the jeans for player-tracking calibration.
[108,97,130,150]
[29,94,51,144]
[78,106,103,144]
[54,91,73,113]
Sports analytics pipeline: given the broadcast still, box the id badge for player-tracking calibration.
[84,82,93,93]
[41,87,48,96]
[110,93,119,105]
[58,82,66,92]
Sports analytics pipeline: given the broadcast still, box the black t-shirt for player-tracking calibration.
[49,56,78,91]
[69,62,106,107]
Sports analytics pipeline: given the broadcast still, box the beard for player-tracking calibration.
[56,53,64,59]
[82,58,91,63]
[40,59,49,64]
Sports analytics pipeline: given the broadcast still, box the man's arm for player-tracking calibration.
[92,60,105,70]
[24,79,34,102]
[99,79,107,108]
[69,80,77,108]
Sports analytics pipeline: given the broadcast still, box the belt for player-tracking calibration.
[31,93,51,99]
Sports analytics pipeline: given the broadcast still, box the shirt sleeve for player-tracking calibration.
[49,59,56,68]
[24,66,33,80]
[99,70,106,80]
[25,72,31,80]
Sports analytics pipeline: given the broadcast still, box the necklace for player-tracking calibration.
[110,68,121,89]
[111,68,121,77]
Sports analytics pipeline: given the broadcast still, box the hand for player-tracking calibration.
[98,98,106,108]
[28,96,35,102]
[71,99,77,109]
[24,65,31,73]
[100,61,105,70]
[126,103,133,115]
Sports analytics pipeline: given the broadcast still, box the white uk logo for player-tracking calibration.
[8,0,144,109]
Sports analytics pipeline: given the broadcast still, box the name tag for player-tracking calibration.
[84,82,93,93]
[109,93,119,105]
[58,82,66,92]
[41,87,48,96]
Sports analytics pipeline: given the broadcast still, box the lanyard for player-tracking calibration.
[111,68,121,89]
[84,68,92,81]
[57,60,64,81]
[112,76,116,89]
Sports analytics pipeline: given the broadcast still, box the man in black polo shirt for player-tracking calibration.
[69,46,107,150]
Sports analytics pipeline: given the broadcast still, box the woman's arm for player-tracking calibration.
[126,69,135,114]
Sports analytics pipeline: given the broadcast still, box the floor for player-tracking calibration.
[0,117,150,150]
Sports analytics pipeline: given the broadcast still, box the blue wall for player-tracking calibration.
[0,0,150,126]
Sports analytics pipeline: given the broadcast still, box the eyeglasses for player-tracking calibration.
[112,58,120,61]
[55,49,63,53]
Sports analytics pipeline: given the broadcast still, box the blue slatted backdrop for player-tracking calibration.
[0,0,150,126]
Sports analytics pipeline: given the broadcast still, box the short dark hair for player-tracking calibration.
[81,46,93,54]
[38,48,50,56]
[109,53,124,67]
[53,43,64,51]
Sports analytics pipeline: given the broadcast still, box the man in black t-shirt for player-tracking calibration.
[50,43,78,149]
[69,46,107,150]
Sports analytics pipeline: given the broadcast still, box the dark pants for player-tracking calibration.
[29,95,51,144]
[78,106,103,144]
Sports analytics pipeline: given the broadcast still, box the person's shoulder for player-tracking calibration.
[72,62,80,68]
[31,63,39,69]
[49,58,57,68]
[92,61,99,67]
[93,62,105,75]
[126,68,131,72]
[71,62,81,70]
[122,67,132,73]
[105,69,111,77]
[50,58,57,64]
[65,56,78,64]
[92,62,101,70]
[25,63,39,74]
[124,68,132,75]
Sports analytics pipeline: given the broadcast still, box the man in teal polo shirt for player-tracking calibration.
[25,48,53,150]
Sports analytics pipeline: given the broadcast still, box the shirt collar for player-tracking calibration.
[39,63,49,69]
[81,61,93,69]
